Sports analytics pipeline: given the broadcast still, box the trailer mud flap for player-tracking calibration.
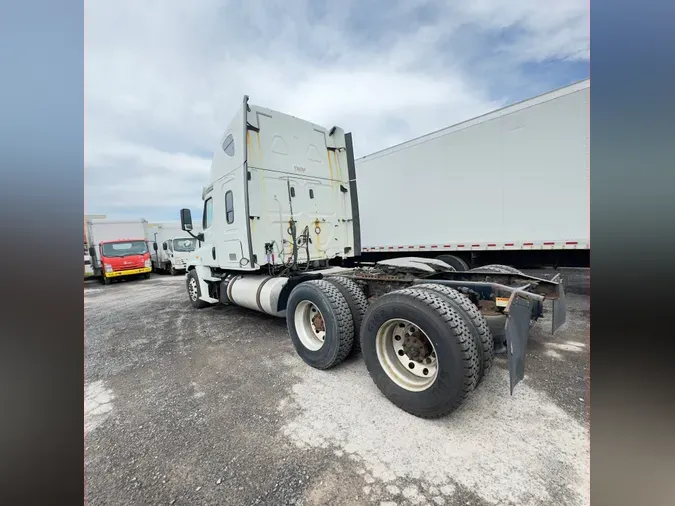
[505,294,533,394]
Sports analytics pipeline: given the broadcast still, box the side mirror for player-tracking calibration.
[180,208,193,231]
[162,243,168,251]
[88,247,96,258]
[153,243,158,251]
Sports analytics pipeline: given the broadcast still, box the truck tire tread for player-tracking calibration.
[470,264,523,275]
[414,283,493,384]
[287,279,354,369]
[360,288,479,418]
[325,276,369,356]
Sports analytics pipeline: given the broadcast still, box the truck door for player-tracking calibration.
[165,240,172,265]
[215,177,251,269]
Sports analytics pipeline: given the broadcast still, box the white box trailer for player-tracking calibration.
[174,95,568,420]
[85,219,152,283]
[355,79,590,270]
[145,221,203,275]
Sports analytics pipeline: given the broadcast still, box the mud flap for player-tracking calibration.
[505,294,533,394]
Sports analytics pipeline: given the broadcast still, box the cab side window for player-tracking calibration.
[225,191,234,224]
[203,197,214,229]
[222,134,235,157]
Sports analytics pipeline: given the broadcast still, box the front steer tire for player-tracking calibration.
[286,280,355,370]
[325,276,369,356]
[360,288,480,419]
[186,269,211,309]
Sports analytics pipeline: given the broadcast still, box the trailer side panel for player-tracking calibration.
[356,81,590,253]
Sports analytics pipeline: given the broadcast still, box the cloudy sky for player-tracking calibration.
[85,0,589,221]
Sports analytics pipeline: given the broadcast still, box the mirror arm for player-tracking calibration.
[185,230,203,241]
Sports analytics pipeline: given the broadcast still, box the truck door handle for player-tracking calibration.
[212,247,216,259]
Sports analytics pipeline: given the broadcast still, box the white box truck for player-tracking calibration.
[145,221,202,275]
[356,79,590,271]
[85,219,152,284]
[175,94,568,419]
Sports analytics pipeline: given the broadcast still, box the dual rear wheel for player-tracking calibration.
[286,278,494,418]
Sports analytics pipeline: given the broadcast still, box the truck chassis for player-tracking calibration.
[184,257,566,418]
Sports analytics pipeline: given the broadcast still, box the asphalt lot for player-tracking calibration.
[85,268,589,506]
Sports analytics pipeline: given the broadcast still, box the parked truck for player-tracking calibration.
[177,95,567,419]
[85,219,152,285]
[357,79,590,270]
[145,221,202,275]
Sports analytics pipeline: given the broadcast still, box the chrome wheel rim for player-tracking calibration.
[294,300,326,351]
[375,318,438,392]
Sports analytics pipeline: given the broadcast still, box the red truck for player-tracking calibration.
[85,219,152,285]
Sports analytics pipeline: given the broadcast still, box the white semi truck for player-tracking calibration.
[357,79,590,271]
[145,221,202,275]
[177,95,567,419]
[85,219,152,284]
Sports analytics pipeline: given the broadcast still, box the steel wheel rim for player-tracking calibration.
[188,277,199,301]
[375,318,438,392]
[294,300,326,351]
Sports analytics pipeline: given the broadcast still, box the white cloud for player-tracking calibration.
[85,0,588,218]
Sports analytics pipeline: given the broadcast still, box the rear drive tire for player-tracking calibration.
[360,288,479,418]
[470,264,523,275]
[436,254,470,271]
[286,280,354,370]
[186,269,211,309]
[325,276,369,356]
[414,283,493,384]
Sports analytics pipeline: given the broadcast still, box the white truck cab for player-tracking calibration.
[178,96,567,419]
[145,222,202,275]
[190,96,355,274]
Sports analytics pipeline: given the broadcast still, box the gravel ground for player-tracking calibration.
[85,268,589,506]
